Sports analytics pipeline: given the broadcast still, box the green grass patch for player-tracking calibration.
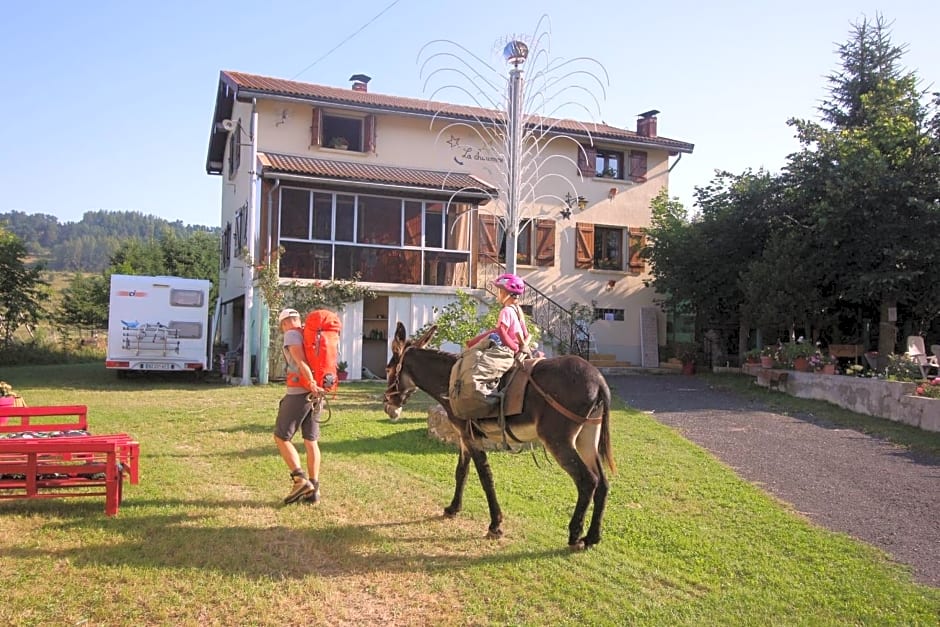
[0,364,937,625]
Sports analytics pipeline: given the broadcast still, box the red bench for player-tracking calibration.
[0,405,140,516]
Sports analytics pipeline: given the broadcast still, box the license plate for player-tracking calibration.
[140,363,174,370]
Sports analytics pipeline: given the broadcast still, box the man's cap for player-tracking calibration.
[278,308,300,323]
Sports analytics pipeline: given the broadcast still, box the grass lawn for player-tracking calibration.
[0,363,937,626]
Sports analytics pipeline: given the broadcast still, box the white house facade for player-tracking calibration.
[205,70,694,382]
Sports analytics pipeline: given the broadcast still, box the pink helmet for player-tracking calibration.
[492,272,525,295]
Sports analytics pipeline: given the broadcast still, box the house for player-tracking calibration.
[205,70,694,383]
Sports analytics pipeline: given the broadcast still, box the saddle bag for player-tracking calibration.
[448,338,515,419]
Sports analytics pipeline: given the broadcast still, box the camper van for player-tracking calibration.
[106,274,212,376]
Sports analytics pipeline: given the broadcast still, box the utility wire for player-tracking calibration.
[291,0,403,80]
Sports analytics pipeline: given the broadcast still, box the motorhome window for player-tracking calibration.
[170,289,204,307]
[169,321,203,339]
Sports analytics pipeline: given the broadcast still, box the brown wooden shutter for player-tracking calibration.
[577,144,597,177]
[629,227,646,271]
[478,214,499,263]
[364,114,375,153]
[535,219,555,267]
[310,107,321,148]
[575,222,594,269]
[629,150,647,182]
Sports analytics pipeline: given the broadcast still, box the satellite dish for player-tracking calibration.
[221,119,235,132]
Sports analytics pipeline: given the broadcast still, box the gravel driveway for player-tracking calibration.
[606,373,940,588]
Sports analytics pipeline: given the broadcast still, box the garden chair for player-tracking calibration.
[906,336,939,378]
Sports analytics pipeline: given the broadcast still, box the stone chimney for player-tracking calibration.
[350,73,371,92]
[636,109,660,137]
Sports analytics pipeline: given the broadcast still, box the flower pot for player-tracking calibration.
[760,356,774,369]
[681,362,696,375]
[822,364,836,375]
[793,356,812,372]
[337,371,348,381]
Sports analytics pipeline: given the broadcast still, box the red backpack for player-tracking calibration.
[302,309,342,392]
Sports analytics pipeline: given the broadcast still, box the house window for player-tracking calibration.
[595,150,623,179]
[575,222,640,272]
[594,226,624,271]
[497,221,533,266]
[227,120,241,178]
[277,187,470,286]
[483,217,555,267]
[322,114,363,151]
[220,222,232,270]
[594,308,625,322]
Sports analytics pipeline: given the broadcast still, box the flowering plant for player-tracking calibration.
[844,363,866,377]
[915,378,940,399]
[0,381,14,397]
[808,352,836,371]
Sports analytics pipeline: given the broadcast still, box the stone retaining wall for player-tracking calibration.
[743,365,939,433]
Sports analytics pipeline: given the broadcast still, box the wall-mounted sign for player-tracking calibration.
[447,135,504,166]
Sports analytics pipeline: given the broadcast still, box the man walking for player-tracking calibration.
[274,308,323,504]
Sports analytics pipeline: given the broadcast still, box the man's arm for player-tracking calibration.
[288,344,323,395]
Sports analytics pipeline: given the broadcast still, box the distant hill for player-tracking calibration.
[0,210,220,272]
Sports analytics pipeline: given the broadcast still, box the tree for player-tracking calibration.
[0,227,48,347]
[644,171,780,357]
[56,272,109,335]
[785,14,940,361]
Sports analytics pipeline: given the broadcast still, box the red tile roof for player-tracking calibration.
[221,70,694,153]
[257,152,497,200]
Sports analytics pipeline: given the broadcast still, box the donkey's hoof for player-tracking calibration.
[443,507,459,519]
[568,540,586,552]
[486,528,503,540]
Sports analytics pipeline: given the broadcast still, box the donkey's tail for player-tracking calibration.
[598,380,616,474]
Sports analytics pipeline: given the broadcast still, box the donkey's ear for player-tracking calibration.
[394,322,407,342]
[391,322,407,355]
[416,325,437,348]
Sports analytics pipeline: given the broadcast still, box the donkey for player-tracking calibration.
[383,322,615,549]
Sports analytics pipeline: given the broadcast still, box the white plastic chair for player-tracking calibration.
[906,336,939,378]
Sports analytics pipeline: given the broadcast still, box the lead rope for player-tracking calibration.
[307,392,332,424]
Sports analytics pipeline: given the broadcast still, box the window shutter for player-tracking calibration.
[535,219,555,267]
[364,114,375,153]
[479,214,499,263]
[629,227,646,271]
[577,144,597,178]
[629,150,647,182]
[310,107,321,148]
[575,222,594,269]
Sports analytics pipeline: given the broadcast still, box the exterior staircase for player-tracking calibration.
[587,352,632,368]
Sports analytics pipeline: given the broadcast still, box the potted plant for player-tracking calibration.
[328,136,349,150]
[808,351,836,374]
[336,361,348,381]
[781,342,814,371]
[745,348,762,365]
[759,345,777,369]
[680,349,697,375]
[596,167,617,178]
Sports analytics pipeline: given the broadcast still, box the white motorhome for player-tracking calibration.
[106,274,212,376]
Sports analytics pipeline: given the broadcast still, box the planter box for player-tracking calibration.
[743,366,939,432]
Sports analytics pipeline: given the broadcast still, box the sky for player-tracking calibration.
[1,1,938,228]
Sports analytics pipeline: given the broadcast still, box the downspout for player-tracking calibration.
[668,152,683,173]
[241,99,259,385]
[257,177,281,385]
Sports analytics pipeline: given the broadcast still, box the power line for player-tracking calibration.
[291,0,403,80]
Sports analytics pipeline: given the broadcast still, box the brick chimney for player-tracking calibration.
[350,73,371,92]
[636,109,660,137]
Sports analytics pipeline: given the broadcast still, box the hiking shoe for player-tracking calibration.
[302,481,320,504]
[284,477,315,504]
